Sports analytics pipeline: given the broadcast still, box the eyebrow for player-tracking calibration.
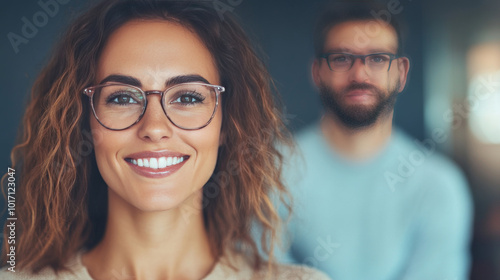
[99,75,141,86]
[98,74,211,88]
[165,75,210,86]
[325,48,396,54]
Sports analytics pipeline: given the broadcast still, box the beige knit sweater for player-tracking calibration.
[0,252,331,280]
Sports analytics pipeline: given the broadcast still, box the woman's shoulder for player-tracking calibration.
[0,254,91,280]
[0,268,90,280]
[206,251,331,280]
[1,252,331,280]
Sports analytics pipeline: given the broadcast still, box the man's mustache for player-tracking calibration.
[342,83,379,94]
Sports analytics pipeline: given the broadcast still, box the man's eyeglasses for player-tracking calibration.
[83,82,225,131]
[319,52,398,72]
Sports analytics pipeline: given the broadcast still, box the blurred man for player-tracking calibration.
[280,3,472,280]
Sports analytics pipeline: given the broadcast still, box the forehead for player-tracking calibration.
[97,20,219,84]
[324,20,398,54]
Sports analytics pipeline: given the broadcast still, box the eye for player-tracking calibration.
[369,55,390,64]
[331,54,352,63]
[171,91,206,105]
[106,91,143,105]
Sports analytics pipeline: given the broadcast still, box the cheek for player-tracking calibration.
[385,72,400,90]
[90,118,125,184]
[326,73,349,90]
[90,117,112,158]
[187,116,222,184]
[90,118,106,160]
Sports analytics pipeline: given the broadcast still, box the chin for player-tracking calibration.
[108,185,192,213]
[132,197,181,212]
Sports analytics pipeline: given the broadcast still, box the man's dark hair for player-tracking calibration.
[313,1,405,58]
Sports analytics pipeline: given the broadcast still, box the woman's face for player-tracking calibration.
[90,20,222,212]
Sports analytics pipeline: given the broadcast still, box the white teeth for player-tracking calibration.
[150,158,158,169]
[159,157,167,169]
[175,157,183,164]
[130,156,185,169]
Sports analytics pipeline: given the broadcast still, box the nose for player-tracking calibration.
[136,94,174,142]
[349,57,370,83]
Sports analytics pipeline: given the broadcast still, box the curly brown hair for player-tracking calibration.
[2,0,292,274]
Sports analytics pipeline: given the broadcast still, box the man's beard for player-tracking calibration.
[319,81,400,129]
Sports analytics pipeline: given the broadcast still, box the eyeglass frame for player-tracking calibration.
[82,82,225,131]
[319,52,398,72]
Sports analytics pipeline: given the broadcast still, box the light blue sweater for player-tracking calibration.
[279,124,473,280]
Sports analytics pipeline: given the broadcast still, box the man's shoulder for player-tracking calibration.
[292,123,329,160]
[262,263,332,280]
[294,123,322,146]
[390,129,469,193]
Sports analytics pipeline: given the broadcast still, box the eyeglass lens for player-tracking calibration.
[327,53,393,72]
[92,83,217,130]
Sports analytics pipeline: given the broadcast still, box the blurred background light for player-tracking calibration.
[467,45,500,145]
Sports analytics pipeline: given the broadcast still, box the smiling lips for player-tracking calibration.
[129,156,185,169]
[125,151,189,178]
